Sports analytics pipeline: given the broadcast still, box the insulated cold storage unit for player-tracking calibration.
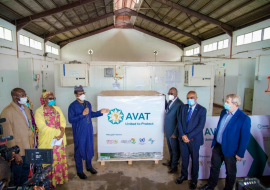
[184,65,212,86]
[60,63,89,86]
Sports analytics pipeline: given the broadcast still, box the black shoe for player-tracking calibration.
[199,184,214,190]
[77,172,87,179]
[190,181,197,190]
[168,167,178,174]
[162,162,171,166]
[175,176,187,184]
[86,167,98,174]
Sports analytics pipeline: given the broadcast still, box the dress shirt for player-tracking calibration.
[19,105,30,127]
[217,108,238,144]
[169,97,177,109]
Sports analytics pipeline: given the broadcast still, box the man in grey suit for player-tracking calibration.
[163,87,184,173]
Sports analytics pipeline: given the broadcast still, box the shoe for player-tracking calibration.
[199,184,214,190]
[77,172,87,179]
[162,162,171,166]
[175,176,187,184]
[86,167,98,174]
[168,167,178,174]
[190,181,197,189]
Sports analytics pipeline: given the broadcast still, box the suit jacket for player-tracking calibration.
[0,102,33,156]
[211,109,251,158]
[164,98,184,137]
[178,104,207,146]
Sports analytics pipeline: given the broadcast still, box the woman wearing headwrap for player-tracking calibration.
[34,92,68,188]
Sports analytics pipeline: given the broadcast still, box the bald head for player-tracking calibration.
[187,91,198,106]
[0,158,10,189]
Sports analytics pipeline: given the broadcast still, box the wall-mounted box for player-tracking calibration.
[184,65,212,86]
[60,63,89,86]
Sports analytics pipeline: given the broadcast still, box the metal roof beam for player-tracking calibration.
[155,0,234,36]
[15,0,100,31]
[45,13,114,42]
[134,26,184,50]
[115,8,201,45]
[59,25,115,48]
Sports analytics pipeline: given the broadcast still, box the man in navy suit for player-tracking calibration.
[175,91,207,190]
[162,87,184,173]
[200,94,251,190]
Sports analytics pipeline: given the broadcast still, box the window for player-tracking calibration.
[51,47,59,55]
[46,45,59,55]
[20,34,41,50]
[194,47,200,54]
[0,26,12,41]
[236,29,263,46]
[185,47,200,56]
[204,39,229,52]
[263,27,270,40]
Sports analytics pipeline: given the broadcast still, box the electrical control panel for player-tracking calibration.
[60,63,89,86]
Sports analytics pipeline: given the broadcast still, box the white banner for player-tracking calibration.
[191,115,270,179]
[97,96,165,153]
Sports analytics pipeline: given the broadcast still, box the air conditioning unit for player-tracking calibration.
[184,65,212,86]
[60,63,89,86]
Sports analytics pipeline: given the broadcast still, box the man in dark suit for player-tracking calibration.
[175,91,207,190]
[162,87,184,173]
[200,94,251,190]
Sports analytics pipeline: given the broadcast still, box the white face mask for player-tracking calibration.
[168,95,174,101]
[18,97,28,105]
[78,94,86,101]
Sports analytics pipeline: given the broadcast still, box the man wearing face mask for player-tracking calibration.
[162,87,183,173]
[175,91,206,190]
[0,88,33,186]
[68,85,110,180]
[199,94,251,190]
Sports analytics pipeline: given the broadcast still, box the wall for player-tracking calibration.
[54,62,215,132]
[61,29,183,62]
[252,55,270,115]
[183,19,270,63]
[0,18,60,112]
[206,59,256,110]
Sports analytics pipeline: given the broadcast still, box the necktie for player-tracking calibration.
[185,107,192,133]
[166,100,172,112]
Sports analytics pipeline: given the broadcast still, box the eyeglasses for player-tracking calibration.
[168,93,174,95]
[47,97,56,100]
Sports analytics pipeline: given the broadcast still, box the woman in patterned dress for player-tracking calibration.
[34,92,68,188]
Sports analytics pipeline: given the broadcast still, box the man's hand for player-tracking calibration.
[171,134,177,139]
[182,135,190,143]
[235,155,242,161]
[14,154,23,165]
[101,109,110,114]
[33,185,45,190]
[82,108,89,116]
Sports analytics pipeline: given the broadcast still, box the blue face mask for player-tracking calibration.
[224,103,231,110]
[187,99,195,106]
[26,103,30,107]
[48,100,56,106]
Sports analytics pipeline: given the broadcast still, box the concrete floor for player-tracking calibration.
[56,106,267,190]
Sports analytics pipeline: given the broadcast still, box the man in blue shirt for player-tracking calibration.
[200,94,251,190]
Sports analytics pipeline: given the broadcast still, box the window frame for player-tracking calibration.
[0,25,13,41]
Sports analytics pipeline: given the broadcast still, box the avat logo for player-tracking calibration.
[108,108,124,125]
[257,124,269,129]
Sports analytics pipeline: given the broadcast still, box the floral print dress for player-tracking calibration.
[43,108,68,188]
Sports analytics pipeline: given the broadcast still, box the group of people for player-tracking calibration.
[0,85,251,190]
[164,88,251,190]
[0,85,109,189]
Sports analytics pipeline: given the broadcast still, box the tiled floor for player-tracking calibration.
[56,106,266,190]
